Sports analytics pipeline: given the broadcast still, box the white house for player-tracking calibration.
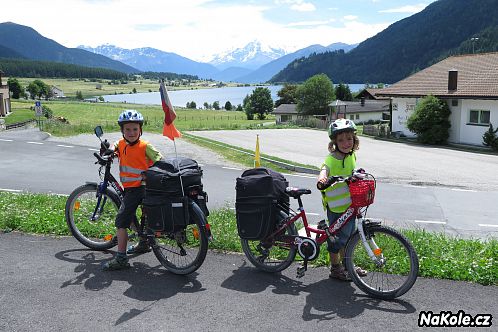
[274,104,298,124]
[330,99,390,124]
[379,52,498,146]
[51,86,65,98]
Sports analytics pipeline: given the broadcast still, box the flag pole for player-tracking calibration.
[161,78,184,196]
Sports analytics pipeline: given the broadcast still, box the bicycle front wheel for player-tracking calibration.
[65,183,120,250]
[152,201,209,275]
[345,225,419,300]
[241,211,297,273]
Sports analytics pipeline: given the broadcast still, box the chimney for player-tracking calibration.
[360,97,365,106]
[448,69,458,91]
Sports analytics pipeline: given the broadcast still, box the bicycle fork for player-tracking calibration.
[357,220,385,267]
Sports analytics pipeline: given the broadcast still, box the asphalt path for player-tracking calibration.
[1,232,496,331]
[1,128,497,239]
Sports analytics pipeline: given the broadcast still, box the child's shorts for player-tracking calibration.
[326,209,356,254]
[115,186,145,229]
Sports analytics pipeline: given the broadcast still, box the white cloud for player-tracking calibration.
[379,3,428,14]
[290,2,316,12]
[343,15,358,21]
[286,19,335,27]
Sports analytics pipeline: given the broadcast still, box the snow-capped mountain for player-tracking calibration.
[78,44,218,78]
[209,40,288,70]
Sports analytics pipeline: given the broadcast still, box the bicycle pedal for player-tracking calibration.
[296,266,306,278]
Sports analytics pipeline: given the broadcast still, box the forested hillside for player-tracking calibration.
[271,0,498,84]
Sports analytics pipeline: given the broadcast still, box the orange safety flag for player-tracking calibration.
[160,80,181,140]
[254,134,261,167]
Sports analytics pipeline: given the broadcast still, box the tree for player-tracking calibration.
[224,101,232,110]
[186,101,197,109]
[243,95,253,120]
[203,102,209,109]
[7,78,23,99]
[275,84,298,107]
[406,95,451,144]
[335,83,353,101]
[235,104,243,112]
[76,90,84,100]
[213,101,220,110]
[244,87,273,120]
[296,74,335,115]
[482,123,498,151]
[26,81,41,100]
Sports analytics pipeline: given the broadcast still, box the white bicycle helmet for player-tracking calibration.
[118,110,144,127]
[328,118,356,140]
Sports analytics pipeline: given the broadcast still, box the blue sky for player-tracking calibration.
[2,0,437,62]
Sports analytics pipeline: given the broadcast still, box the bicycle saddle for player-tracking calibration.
[285,187,312,198]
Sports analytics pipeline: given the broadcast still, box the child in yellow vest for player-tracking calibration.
[317,119,367,281]
[103,110,162,271]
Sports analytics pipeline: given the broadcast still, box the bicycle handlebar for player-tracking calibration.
[316,169,367,190]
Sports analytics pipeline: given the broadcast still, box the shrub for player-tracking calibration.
[482,123,498,151]
[406,95,451,144]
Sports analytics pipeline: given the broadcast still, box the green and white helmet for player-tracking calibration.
[328,118,356,140]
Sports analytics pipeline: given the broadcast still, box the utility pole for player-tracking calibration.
[471,37,479,54]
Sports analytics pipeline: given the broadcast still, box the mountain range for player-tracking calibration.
[79,41,356,83]
[0,22,137,74]
[0,21,356,83]
[271,0,498,84]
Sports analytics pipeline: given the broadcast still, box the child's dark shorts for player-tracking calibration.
[115,186,145,229]
[326,209,357,253]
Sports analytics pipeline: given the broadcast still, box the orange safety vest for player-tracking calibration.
[117,139,153,188]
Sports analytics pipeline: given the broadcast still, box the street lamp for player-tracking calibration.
[471,37,479,54]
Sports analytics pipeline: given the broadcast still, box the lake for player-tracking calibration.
[101,84,366,107]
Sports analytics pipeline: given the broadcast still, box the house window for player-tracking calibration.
[280,115,291,122]
[355,114,360,120]
[469,110,490,125]
[451,99,458,107]
[349,114,355,120]
[406,104,415,112]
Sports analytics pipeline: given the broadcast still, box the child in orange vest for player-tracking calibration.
[103,110,162,271]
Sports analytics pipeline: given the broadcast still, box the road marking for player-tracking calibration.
[306,212,321,216]
[286,173,316,179]
[414,220,447,225]
[222,167,242,171]
[451,188,477,192]
[478,223,498,228]
[88,148,99,151]
[403,185,427,189]
[0,188,22,193]
[57,144,74,148]
[0,138,13,142]
[27,141,43,145]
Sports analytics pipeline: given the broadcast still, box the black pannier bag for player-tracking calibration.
[143,195,190,232]
[144,157,203,196]
[235,168,289,240]
[143,157,207,232]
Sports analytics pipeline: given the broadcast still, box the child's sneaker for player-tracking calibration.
[102,256,130,271]
[355,266,368,277]
[329,265,352,281]
[127,241,151,255]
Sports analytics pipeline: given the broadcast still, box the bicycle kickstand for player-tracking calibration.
[296,259,308,278]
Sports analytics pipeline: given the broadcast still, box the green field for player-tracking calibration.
[10,99,274,136]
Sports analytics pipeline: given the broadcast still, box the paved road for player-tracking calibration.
[1,232,496,331]
[1,128,497,239]
[188,129,498,192]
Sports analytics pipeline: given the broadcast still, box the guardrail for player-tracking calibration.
[5,119,37,130]
[184,132,319,175]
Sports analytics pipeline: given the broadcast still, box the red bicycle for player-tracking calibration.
[240,170,419,299]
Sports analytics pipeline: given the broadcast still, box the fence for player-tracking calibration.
[5,119,37,130]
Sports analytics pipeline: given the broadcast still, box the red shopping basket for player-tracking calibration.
[348,178,376,207]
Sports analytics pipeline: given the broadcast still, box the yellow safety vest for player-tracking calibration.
[321,153,356,213]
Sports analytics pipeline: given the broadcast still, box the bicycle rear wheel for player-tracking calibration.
[345,224,419,300]
[65,183,120,250]
[241,211,297,273]
[152,201,208,275]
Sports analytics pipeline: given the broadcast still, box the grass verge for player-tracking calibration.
[1,192,496,285]
[183,132,319,173]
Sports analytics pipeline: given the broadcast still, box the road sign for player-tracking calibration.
[34,101,42,116]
